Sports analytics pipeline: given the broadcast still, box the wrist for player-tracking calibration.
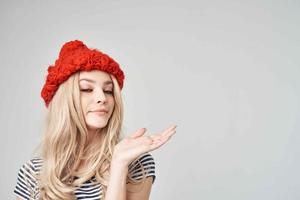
[111,156,129,171]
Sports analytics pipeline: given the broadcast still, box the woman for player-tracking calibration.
[14,40,176,200]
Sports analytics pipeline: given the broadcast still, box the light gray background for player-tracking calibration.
[0,0,299,199]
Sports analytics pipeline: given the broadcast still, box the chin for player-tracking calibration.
[86,119,108,129]
[85,113,111,130]
[87,125,106,130]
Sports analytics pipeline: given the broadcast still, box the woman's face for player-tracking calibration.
[79,70,115,132]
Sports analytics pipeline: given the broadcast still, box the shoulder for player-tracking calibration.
[129,152,155,168]
[30,157,44,172]
[14,157,43,199]
[15,157,43,179]
[17,157,43,177]
[22,157,43,173]
[128,152,156,184]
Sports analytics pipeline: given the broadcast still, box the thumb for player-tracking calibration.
[129,128,147,139]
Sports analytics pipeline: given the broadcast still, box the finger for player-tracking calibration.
[150,130,176,150]
[162,125,177,135]
[149,125,177,139]
[129,128,147,139]
[162,128,177,139]
[148,126,176,142]
[158,125,177,139]
[160,129,176,142]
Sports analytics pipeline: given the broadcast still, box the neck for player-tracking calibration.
[86,128,103,146]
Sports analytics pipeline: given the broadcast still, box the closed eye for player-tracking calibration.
[80,89,93,92]
[80,89,113,95]
[104,90,113,95]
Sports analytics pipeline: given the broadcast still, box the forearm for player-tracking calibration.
[105,158,128,200]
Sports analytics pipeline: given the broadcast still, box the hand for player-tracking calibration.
[112,125,177,167]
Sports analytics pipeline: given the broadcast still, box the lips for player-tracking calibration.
[90,108,108,113]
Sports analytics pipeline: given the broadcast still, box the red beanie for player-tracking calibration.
[41,40,125,108]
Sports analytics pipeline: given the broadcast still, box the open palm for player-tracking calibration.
[113,125,177,166]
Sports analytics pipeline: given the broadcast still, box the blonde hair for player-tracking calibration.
[34,71,147,199]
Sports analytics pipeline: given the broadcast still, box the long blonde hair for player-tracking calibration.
[35,71,146,199]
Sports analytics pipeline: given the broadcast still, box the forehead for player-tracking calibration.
[79,70,113,85]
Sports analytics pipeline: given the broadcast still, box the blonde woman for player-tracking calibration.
[14,40,177,200]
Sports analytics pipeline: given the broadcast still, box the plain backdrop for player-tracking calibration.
[0,0,299,199]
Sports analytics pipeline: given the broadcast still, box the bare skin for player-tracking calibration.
[106,125,177,200]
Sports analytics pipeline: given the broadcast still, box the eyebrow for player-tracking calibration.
[79,78,113,86]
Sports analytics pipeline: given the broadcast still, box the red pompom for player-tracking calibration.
[58,40,86,59]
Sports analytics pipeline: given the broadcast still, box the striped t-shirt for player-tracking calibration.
[14,153,156,200]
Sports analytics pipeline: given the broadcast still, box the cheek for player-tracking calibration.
[80,97,88,114]
[110,98,115,109]
[108,98,115,114]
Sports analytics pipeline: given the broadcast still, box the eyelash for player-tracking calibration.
[80,89,113,94]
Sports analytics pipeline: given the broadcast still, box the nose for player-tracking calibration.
[95,89,107,104]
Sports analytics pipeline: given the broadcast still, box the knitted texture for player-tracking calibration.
[41,40,125,108]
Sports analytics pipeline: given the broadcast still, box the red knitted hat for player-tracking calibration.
[41,40,125,108]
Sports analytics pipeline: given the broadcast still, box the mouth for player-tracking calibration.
[90,108,108,112]
[90,110,108,116]
[89,108,109,116]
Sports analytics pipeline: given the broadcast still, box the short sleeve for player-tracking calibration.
[128,152,156,184]
[14,159,38,200]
